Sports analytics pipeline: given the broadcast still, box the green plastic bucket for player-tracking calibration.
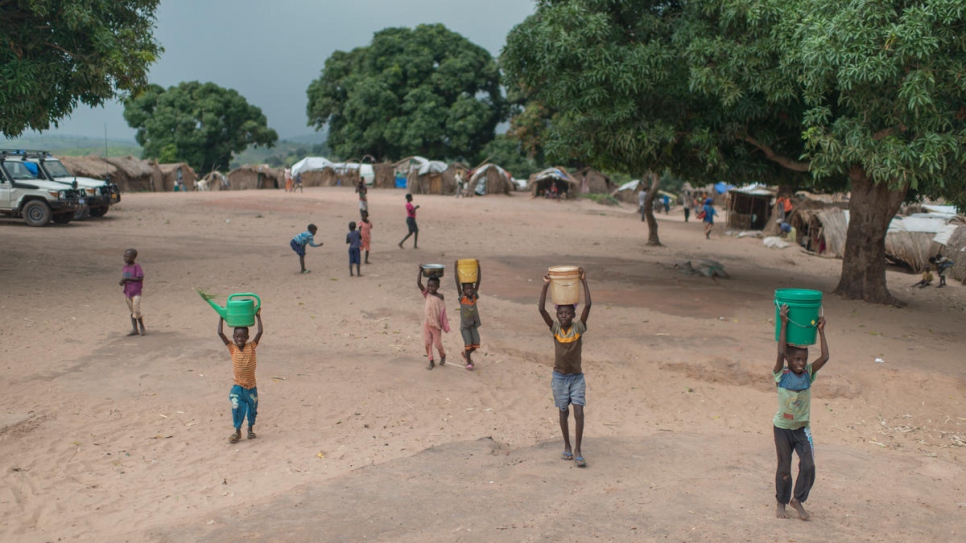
[774,289,823,346]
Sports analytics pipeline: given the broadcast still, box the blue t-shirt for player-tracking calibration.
[293,231,318,247]
[702,204,717,223]
[346,230,362,249]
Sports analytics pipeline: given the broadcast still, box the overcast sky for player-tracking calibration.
[37,0,536,141]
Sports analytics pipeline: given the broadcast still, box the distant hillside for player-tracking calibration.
[2,134,141,157]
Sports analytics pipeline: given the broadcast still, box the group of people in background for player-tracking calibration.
[638,187,718,239]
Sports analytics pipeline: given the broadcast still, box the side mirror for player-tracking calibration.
[72,180,78,189]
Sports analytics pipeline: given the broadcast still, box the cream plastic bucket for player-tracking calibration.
[548,266,581,305]
[457,259,478,284]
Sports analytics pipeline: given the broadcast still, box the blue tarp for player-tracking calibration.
[395,175,407,188]
[714,182,736,194]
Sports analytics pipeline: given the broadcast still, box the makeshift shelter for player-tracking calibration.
[57,155,116,184]
[102,156,162,192]
[227,165,283,190]
[529,167,578,199]
[884,213,960,271]
[372,163,397,189]
[573,168,614,194]
[612,179,643,204]
[158,163,197,192]
[467,164,513,196]
[404,157,455,195]
[727,184,775,230]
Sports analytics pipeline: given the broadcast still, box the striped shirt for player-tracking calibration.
[228,341,258,389]
[292,231,319,248]
[551,320,586,375]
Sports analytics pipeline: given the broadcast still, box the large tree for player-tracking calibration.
[0,0,162,137]
[123,82,278,172]
[306,24,506,161]
[503,1,805,247]
[685,0,966,304]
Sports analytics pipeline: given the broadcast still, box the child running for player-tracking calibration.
[773,304,829,520]
[291,224,323,274]
[218,310,263,444]
[702,198,718,239]
[538,268,592,467]
[359,211,373,264]
[417,265,450,370]
[346,221,362,277]
[454,259,482,370]
[119,248,146,336]
[398,194,420,249]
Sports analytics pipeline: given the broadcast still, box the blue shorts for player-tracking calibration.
[290,239,306,257]
[551,371,586,410]
[349,247,361,265]
[406,216,418,234]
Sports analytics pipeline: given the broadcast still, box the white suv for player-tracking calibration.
[0,151,82,226]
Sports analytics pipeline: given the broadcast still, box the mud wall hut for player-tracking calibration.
[574,168,614,194]
[201,171,230,191]
[727,185,775,230]
[405,157,458,195]
[158,163,197,192]
[228,165,283,190]
[372,163,397,189]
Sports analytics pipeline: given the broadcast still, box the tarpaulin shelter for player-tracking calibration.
[727,184,775,230]
[468,164,513,196]
[573,167,614,194]
[528,167,578,199]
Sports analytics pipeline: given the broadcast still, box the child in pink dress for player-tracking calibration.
[360,210,373,264]
[416,265,450,370]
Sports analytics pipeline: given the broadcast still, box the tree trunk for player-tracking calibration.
[833,165,908,305]
[642,171,662,246]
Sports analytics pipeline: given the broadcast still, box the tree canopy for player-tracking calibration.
[123,81,278,173]
[306,24,506,161]
[0,0,162,137]
[505,0,966,303]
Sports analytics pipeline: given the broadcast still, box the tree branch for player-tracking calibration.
[742,135,811,173]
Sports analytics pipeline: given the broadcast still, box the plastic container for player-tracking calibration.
[201,292,261,328]
[774,289,823,346]
[457,259,479,284]
[421,264,445,278]
[548,266,581,305]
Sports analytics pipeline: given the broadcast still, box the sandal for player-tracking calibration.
[465,363,474,371]
[228,432,240,444]
[247,430,257,440]
[575,456,586,468]
[561,451,573,461]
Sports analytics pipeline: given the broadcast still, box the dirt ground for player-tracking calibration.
[1,188,964,543]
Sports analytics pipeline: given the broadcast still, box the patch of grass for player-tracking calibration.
[579,193,622,206]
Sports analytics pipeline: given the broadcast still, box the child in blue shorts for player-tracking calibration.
[346,221,362,277]
[291,224,322,274]
[538,268,592,467]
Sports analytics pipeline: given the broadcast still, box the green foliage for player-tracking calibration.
[306,24,506,161]
[0,0,162,137]
[477,134,545,181]
[232,141,330,169]
[578,193,621,206]
[124,82,278,172]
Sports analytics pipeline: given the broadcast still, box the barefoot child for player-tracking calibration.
[539,268,592,467]
[346,221,362,277]
[773,304,829,520]
[291,224,323,274]
[360,211,373,264]
[912,265,934,288]
[218,310,263,444]
[454,260,482,370]
[417,266,449,369]
[398,194,420,249]
[119,248,146,336]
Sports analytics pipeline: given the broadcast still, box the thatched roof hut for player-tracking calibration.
[467,164,513,196]
[56,155,162,192]
[404,157,462,195]
[529,167,579,199]
[612,179,643,204]
[158,163,197,192]
[574,167,614,194]
[228,165,283,190]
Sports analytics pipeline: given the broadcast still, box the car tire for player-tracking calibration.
[23,200,52,227]
[52,213,73,224]
[89,206,109,217]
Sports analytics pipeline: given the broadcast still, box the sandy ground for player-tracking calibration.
[0,188,964,543]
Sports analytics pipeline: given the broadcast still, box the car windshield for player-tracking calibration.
[42,159,72,178]
[3,161,42,180]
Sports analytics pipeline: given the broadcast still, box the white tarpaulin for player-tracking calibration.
[843,211,952,234]
[291,157,334,175]
[617,179,642,192]
[731,183,774,197]
[408,156,447,175]
[933,223,960,246]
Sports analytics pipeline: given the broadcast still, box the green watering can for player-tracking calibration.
[202,292,261,327]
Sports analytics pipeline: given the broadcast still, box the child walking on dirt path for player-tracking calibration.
[360,211,373,264]
[398,194,420,249]
[218,310,263,444]
[455,260,482,371]
[701,198,718,239]
[119,248,146,336]
[291,224,323,274]
[356,178,368,215]
[773,304,829,520]
[539,268,592,468]
[417,266,449,370]
[346,221,362,277]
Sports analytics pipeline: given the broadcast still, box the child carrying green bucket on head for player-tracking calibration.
[218,309,263,444]
[773,304,829,520]
[454,260,482,370]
